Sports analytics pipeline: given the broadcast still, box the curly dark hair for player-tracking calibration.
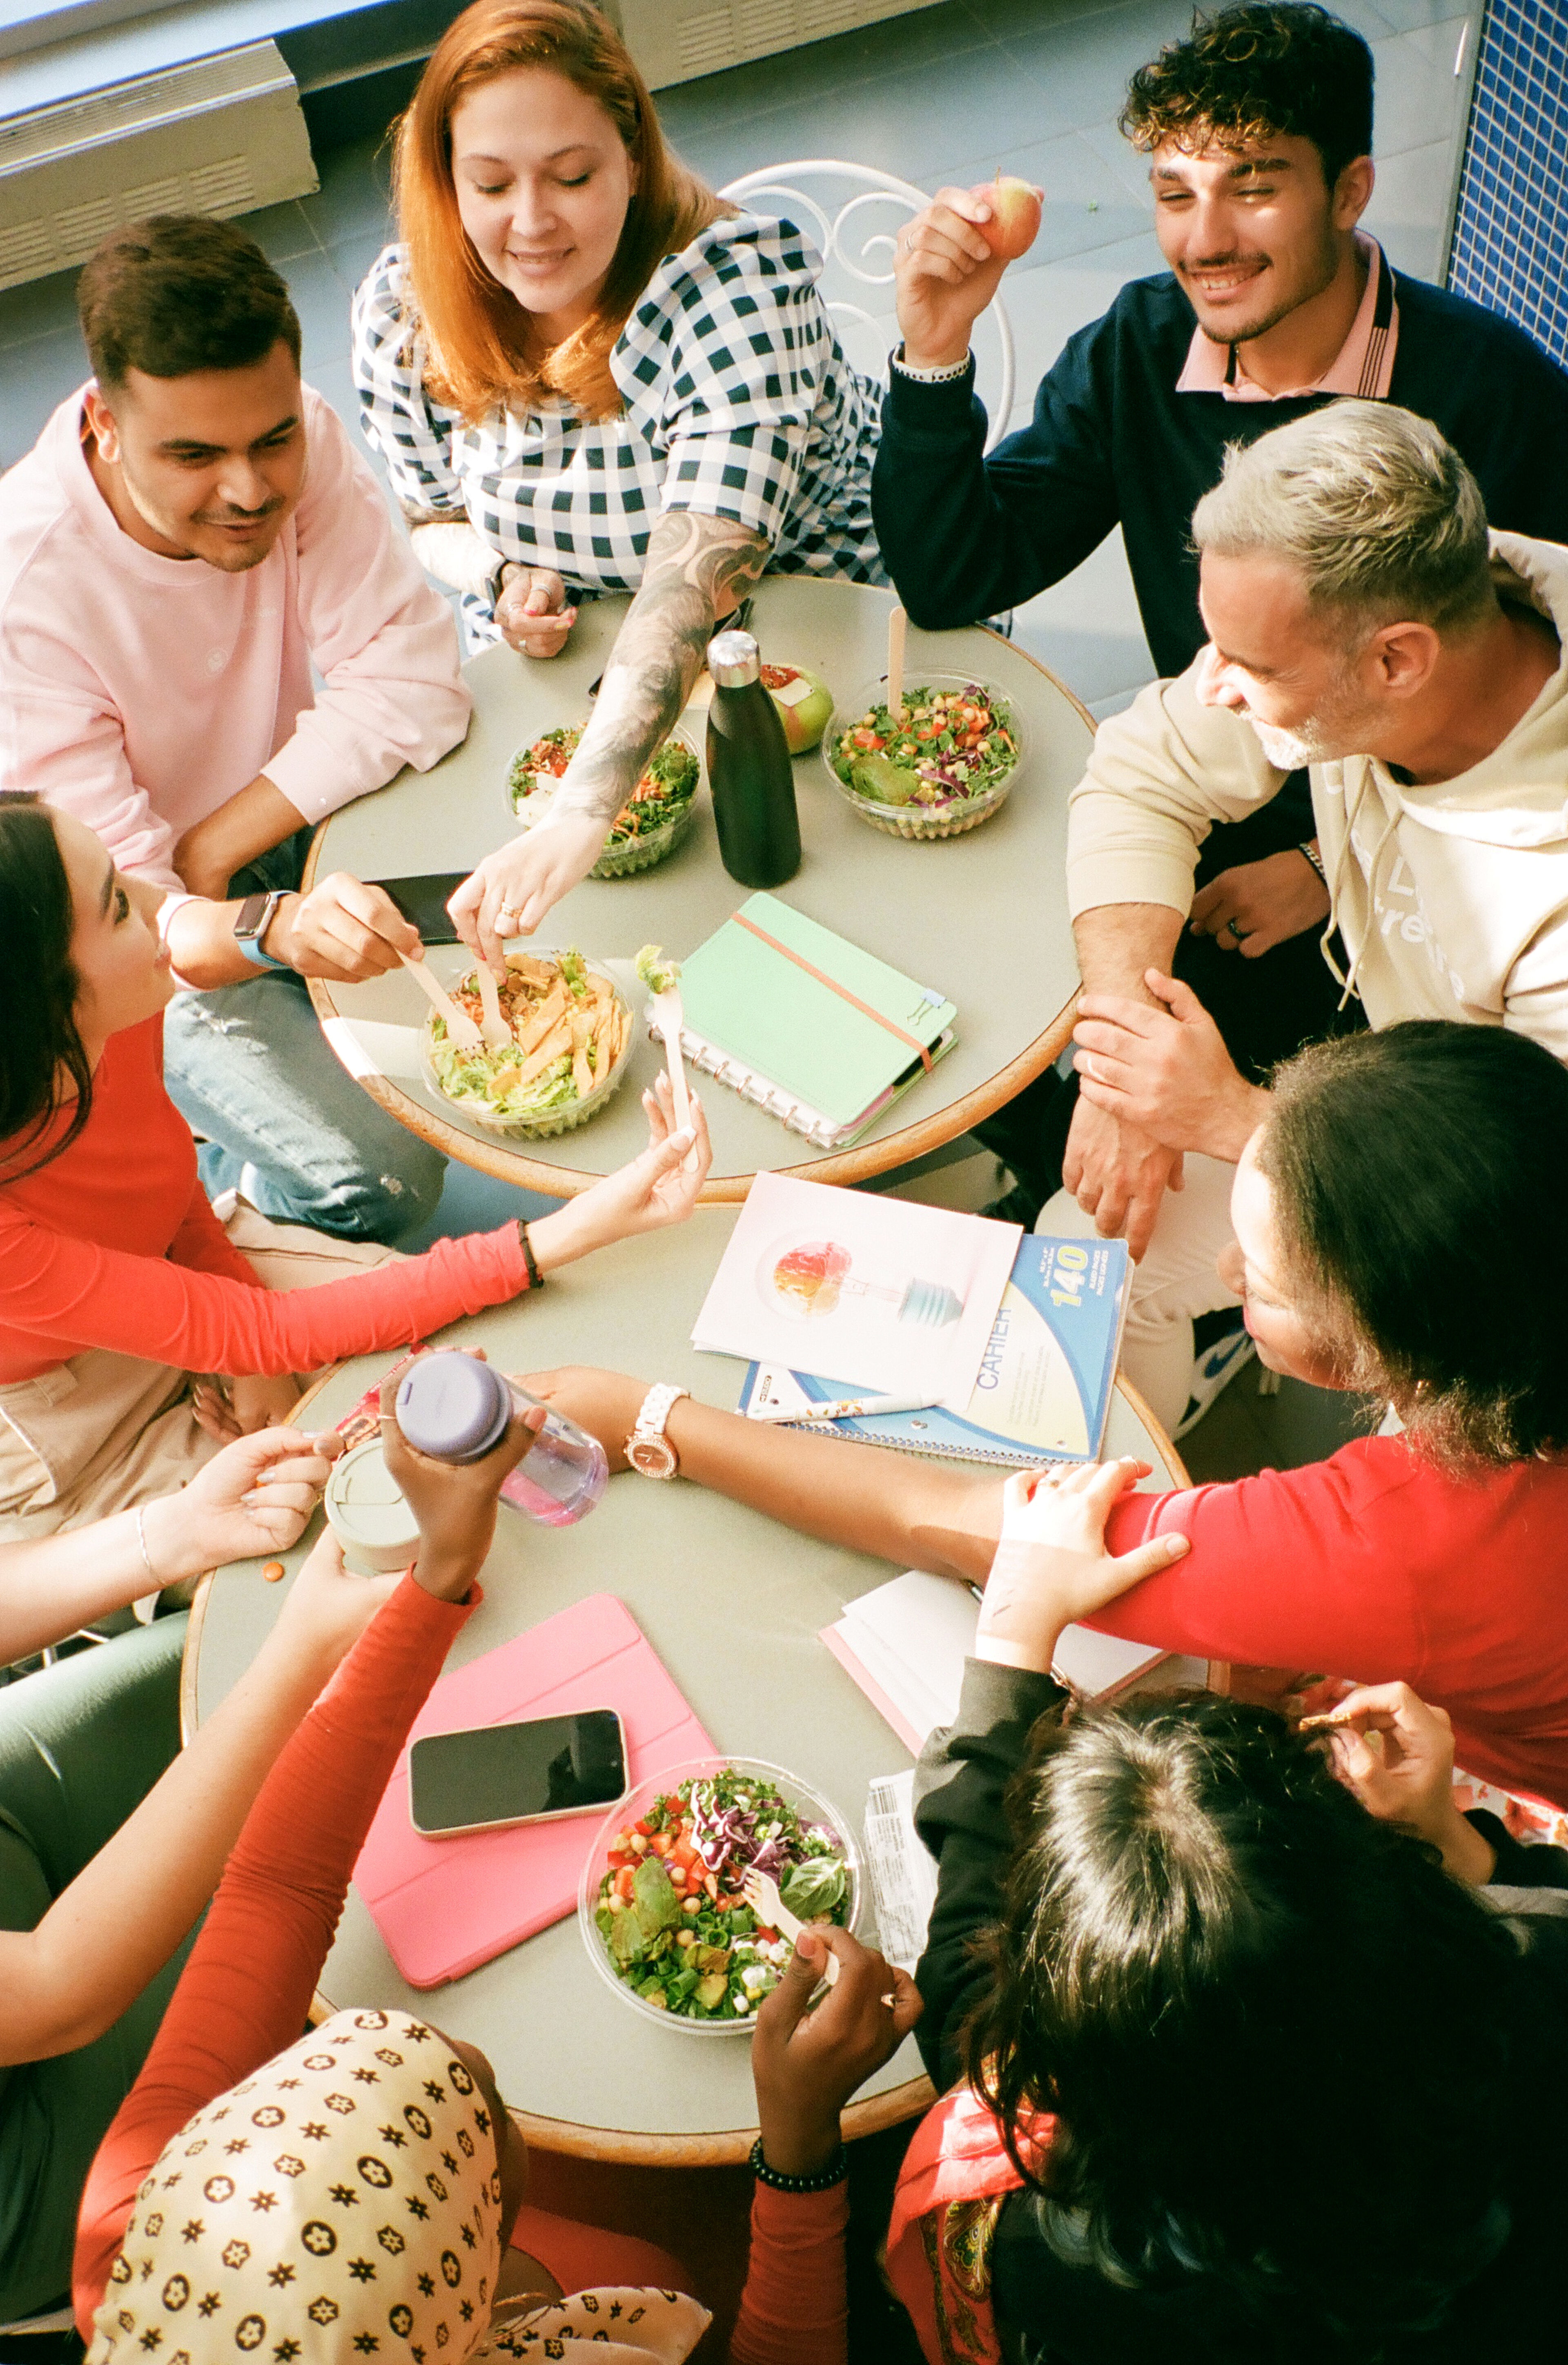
[1121,3,1375,194]
[965,1693,1530,2354]
[1258,1021,1568,1464]
[0,793,94,1183]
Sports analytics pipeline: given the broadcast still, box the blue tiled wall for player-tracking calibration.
[1448,0,1568,363]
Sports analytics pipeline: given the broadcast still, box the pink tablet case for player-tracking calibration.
[354,1592,713,1989]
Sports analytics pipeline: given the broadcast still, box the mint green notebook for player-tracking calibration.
[675,893,958,1148]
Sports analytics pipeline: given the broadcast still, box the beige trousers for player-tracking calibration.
[0,1201,397,1543]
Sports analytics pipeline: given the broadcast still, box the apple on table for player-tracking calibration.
[761,661,834,754]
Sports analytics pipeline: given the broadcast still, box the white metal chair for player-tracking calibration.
[719,160,1017,451]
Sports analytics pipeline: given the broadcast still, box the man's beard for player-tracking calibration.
[1245,692,1374,772]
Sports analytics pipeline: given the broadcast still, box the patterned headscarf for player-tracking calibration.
[87,2008,503,2363]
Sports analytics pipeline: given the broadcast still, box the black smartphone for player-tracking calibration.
[371,872,468,945]
[408,1708,627,1837]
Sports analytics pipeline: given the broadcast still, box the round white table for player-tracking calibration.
[304,576,1093,1201]
[183,1210,1189,2165]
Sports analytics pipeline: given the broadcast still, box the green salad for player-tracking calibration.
[425,949,628,1127]
[508,724,700,845]
[830,683,1019,808]
[594,1768,851,2022]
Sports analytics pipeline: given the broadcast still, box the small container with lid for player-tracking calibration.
[394,1351,608,1527]
[324,1437,423,1575]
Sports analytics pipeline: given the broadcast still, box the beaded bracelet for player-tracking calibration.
[517,1221,543,1291]
[1298,840,1327,883]
[748,2138,849,2194]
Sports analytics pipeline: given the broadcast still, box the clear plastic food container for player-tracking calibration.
[577,1755,862,2037]
[505,724,704,878]
[419,956,634,1140]
[821,673,1025,840]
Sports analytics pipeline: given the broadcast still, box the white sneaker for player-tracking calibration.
[1173,1320,1256,1441]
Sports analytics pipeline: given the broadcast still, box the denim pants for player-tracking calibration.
[163,833,445,1244]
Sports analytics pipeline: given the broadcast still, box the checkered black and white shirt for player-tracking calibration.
[352,211,886,643]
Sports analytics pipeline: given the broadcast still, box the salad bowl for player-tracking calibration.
[506,722,703,879]
[578,1755,862,2037]
[822,672,1024,840]
[419,951,634,1140]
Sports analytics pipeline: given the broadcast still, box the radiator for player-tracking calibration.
[0,38,316,292]
[607,0,943,89]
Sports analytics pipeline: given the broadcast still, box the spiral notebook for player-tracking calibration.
[662,893,957,1148]
[738,1232,1131,1465]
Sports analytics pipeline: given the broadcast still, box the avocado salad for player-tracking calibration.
[508,725,700,845]
[593,1768,851,2023]
[830,684,1018,809]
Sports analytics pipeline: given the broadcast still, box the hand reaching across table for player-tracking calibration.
[975,1460,1189,1675]
[524,1073,712,1273]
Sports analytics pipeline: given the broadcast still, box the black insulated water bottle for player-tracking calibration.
[705,628,801,889]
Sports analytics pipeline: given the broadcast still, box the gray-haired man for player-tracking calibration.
[1053,400,1568,1432]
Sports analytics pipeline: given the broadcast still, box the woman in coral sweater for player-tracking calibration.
[0,791,709,1539]
[74,1379,919,2363]
[527,1023,1568,1809]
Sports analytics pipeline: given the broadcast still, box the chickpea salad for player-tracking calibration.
[508,725,700,845]
[592,1768,850,2022]
[830,684,1019,809]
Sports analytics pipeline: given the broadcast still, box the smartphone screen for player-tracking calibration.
[372,873,468,946]
[408,1709,627,1837]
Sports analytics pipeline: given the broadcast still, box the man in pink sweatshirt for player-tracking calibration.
[0,214,472,1241]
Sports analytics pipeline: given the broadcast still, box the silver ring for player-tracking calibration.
[880,1992,898,2008]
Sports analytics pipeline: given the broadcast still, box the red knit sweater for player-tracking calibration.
[0,1014,527,1383]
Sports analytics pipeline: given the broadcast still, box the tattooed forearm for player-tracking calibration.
[552,511,768,826]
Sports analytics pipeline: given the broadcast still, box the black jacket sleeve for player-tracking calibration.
[871,321,1121,631]
[911,1656,1067,2089]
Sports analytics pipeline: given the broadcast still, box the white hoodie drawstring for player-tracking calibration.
[1321,763,1402,1011]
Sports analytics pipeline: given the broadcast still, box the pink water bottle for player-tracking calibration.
[393,1352,607,1527]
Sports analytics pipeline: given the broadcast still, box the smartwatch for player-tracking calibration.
[625,1384,688,1479]
[233,888,293,970]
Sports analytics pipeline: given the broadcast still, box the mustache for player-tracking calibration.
[191,501,285,527]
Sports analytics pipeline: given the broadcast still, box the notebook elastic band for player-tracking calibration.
[733,912,934,1072]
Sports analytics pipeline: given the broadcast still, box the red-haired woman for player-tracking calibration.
[351,0,885,950]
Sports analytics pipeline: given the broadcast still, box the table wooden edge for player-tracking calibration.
[179,1363,1185,2162]
[301,621,1091,1200]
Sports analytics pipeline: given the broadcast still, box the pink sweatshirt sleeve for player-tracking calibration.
[0,614,184,888]
[729,2183,849,2365]
[73,1574,474,2333]
[258,394,471,824]
[0,1210,528,1375]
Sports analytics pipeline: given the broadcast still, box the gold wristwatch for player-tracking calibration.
[625,1384,688,1479]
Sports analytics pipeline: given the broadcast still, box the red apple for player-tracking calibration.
[761,661,834,753]
[980,172,1042,263]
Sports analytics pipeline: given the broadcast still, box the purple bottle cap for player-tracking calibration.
[395,1352,510,1463]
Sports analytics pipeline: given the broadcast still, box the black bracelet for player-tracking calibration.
[517,1221,543,1291]
[748,2137,849,2194]
[1298,839,1327,883]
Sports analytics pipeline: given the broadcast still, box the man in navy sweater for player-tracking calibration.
[874,2,1568,1374]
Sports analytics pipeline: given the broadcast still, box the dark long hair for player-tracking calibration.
[1260,1020,1568,1461]
[0,792,93,1181]
[968,1695,1526,2352]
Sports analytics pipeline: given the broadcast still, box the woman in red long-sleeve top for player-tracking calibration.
[528,1023,1568,1810]
[74,1392,919,2364]
[0,793,709,1537]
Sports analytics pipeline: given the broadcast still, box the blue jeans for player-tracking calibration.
[163,836,445,1245]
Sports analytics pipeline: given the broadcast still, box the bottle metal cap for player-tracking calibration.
[323,1439,421,1574]
[396,1351,511,1463]
[707,628,760,687]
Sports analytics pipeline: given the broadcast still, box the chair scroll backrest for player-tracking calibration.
[719,159,1016,452]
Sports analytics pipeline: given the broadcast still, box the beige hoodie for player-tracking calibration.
[1067,530,1568,1058]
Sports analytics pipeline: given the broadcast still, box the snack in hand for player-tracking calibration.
[425,948,628,1127]
[593,1767,851,2022]
[829,682,1019,810]
[760,662,833,753]
[980,171,1043,261]
[509,725,699,848]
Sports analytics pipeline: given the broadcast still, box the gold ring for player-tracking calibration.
[880,1992,898,2008]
